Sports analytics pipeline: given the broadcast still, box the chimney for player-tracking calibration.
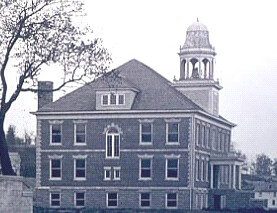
[38,81,53,109]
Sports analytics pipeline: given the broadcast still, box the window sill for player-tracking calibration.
[74,143,87,146]
[74,178,86,181]
[139,142,153,146]
[165,142,180,145]
[49,143,62,146]
[139,178,152,181]
[165,178,179,181]
[49,178,62,181]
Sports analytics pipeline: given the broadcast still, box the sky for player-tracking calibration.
[5,0,277,160]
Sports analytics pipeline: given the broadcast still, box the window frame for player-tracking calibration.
[113,167,121,180]
[104,167,112,181]
[106,131,120,159]
[140,192,151,208]
[106,192,118,208]
[74,191,85,208]
[50,123,62,145]
[166,193,178,209]
[49,158,62,180]
[139,122,153,145]
[74,122,87,146]
[101,93,125,106]
[166,122,180,145]
[50,192,61,208]
[139,158,152,180]
[74,157,87,181]
[196,123,201,146]
[165,157,179,180]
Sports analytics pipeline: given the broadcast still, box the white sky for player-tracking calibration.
[6,0,277,160]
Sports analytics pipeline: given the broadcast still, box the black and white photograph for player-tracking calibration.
[0,0,276,212]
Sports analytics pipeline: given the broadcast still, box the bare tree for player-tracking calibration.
[0,0,111,175]
[255,154,272,176]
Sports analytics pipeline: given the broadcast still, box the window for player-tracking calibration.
[114,167,121,180]
[106,129,120,158]
[140,158,152,179]
[50,159,62,180]
[101,93,125,106]
[50,124,62,144]
[74,123,86,145]
[140,193,150,208]
[166,193,177,208]
[196,158,200,181]
[206,127,210,148]
[258,192,262,197]
[273,200,276,206]
[167,123,179,144]
[50,192,61,207]
[205,160,209,182]
[201,160,204,181]
[166,158,179,180]
[140,123,152,144]
[75,192,85,207]
[201,125,205,147]
[102,95,109,105]
[104,167,111,180]
[118,95,124,105]
[107,192,118,207]
[274,192,276,197]
[211,129,216,150]
[74,158,86,180]
[196,123,200,146]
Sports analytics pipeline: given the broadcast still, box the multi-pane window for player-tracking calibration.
[104,167,111,180]
[167,123,179,144]
[75,192,85,207]
[140,193,150,207]
[50,159,62,180]
[51,124,62,144]
[114,167,121,180]
[166,158,179,180]
[74,123,86,145]
[166,193,177,208]
[106,129,120,158]
[107,192,118,207]
[102,93,125,106]
[140,123,152,144]
[50,192,61,207]
[140,158,152,179]
[201,160,205,181]
[74,158,86,180]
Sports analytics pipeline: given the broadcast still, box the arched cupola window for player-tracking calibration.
[104,123,122,159]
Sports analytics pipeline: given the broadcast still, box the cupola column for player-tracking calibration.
[186,58,190,79]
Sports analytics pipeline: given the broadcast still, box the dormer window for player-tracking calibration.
[101,93,125,106]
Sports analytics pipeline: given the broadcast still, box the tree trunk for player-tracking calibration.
[0,115,16,175]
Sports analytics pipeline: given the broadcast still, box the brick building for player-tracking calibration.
[34,21,245,210]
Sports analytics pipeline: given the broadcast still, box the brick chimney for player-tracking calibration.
[38,81,53,109]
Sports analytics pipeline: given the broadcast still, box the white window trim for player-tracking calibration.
[196,123,200,146]
[113,167,121,180]
[104,167,112,181]
[139,157,152,180]
[166,122,180,145]
[74,157,87,181]
[165,193,178,209]
[49,192,61,208]
[139,122,153,145]
[206,126,210,149]
[139,192,151,208]
[165,157,179,181]
[106,192,118,208]
[50,124,62,145]
[74,191,86,208]
[49,158,62,181]
[205,160,209,182]
[74,123,87,146]
[101,93,125,106]
[200,160,204,181]
[106,133,120,159]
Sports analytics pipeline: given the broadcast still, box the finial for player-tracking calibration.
[197,17,199,22]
